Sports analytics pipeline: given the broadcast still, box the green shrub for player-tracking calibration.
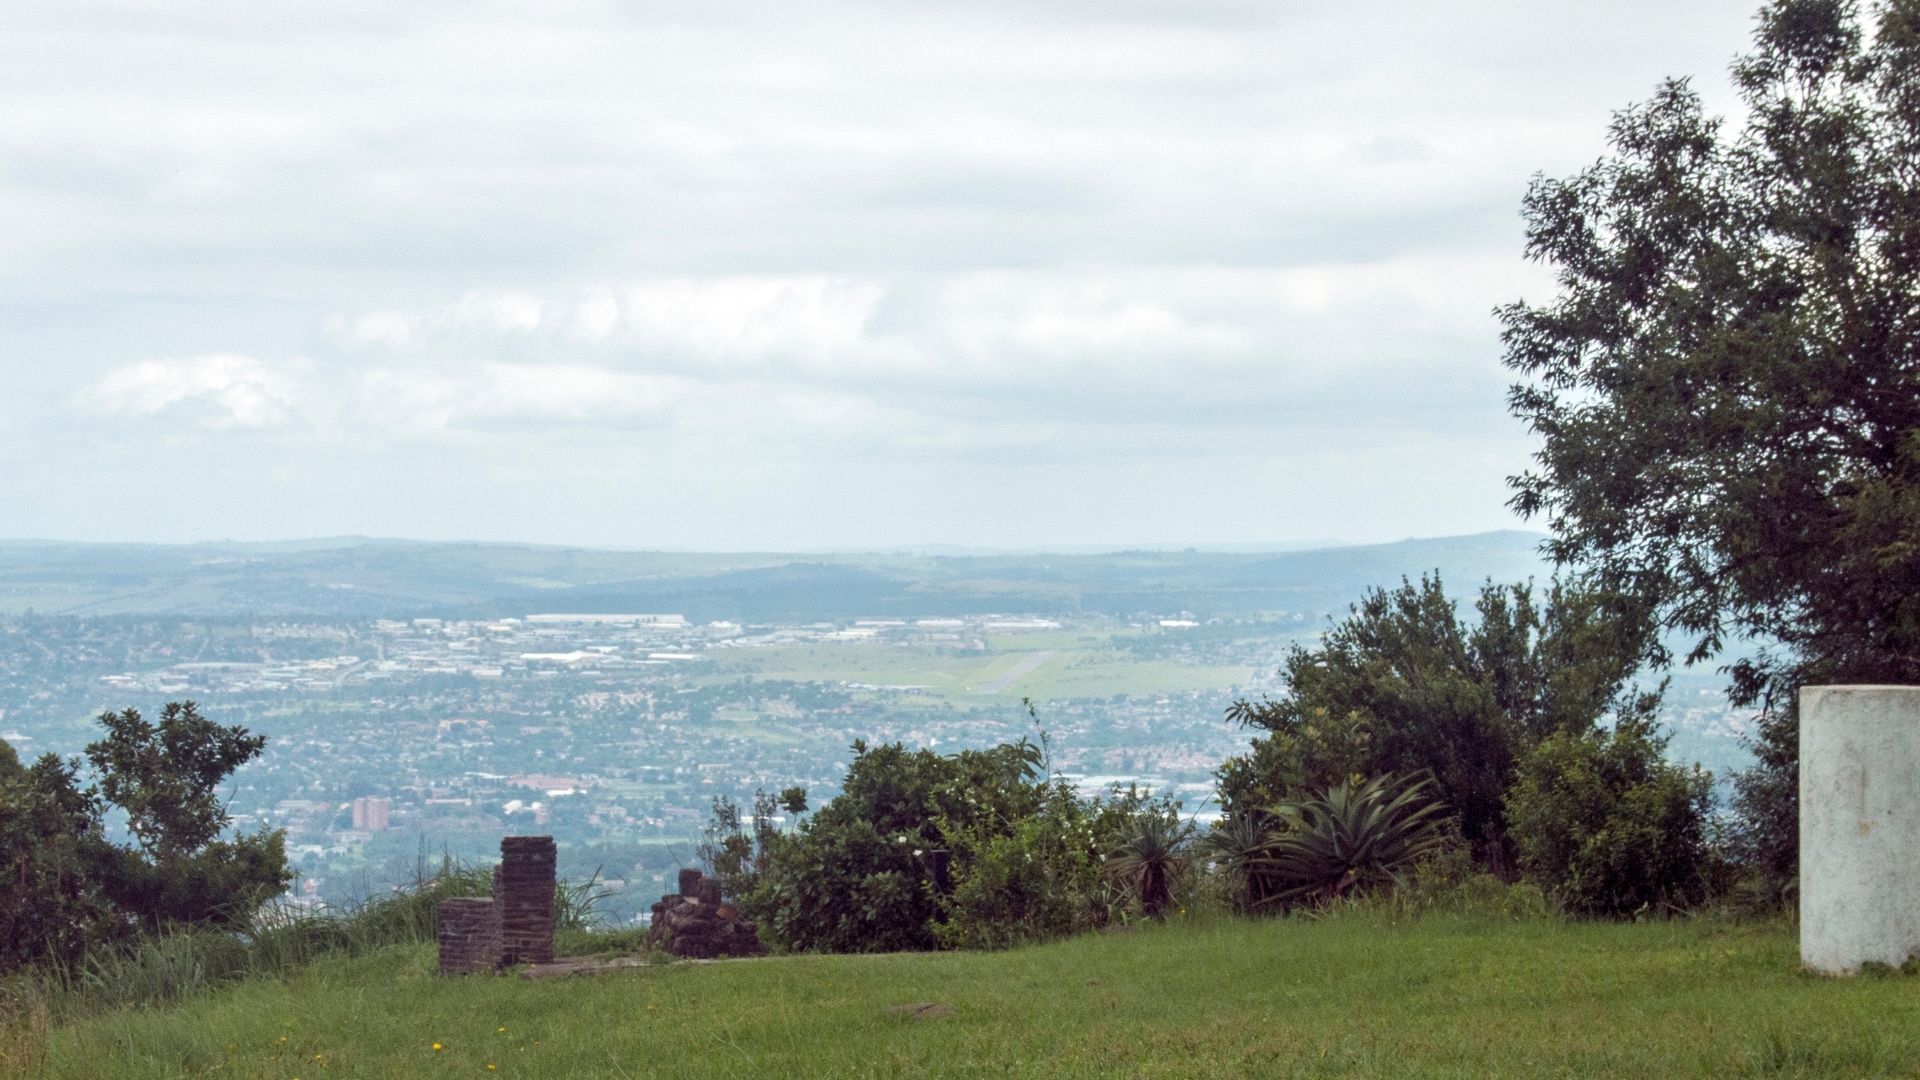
[0,755,119,970]
[739,741,1019,952]
[1197,814,1272,914]
[1504,717,1715,917]
[732,738,1179,953]
[935,802,1102,950]
[1728,701,1798,909]
[335,857,496,949]
[557,867,613,931]
[74,928,253,1010]
[1251,772,1452,909]
[1218,576,1657,868]
[934,784,1170,949]
[1351,843,1554,920]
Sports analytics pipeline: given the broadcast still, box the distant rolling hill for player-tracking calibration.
[0,531,1551,621]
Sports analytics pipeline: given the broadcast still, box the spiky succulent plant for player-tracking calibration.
[1254,772,1450,908]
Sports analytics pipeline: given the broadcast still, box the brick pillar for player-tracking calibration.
[437,897,500,975]
[497,835,557,966]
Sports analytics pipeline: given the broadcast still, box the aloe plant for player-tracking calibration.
[1253,773,1450,909]
[1199,814,1272,912]
[1106,815,1193,918]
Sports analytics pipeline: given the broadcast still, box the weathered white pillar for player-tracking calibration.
[1800,685,1920,974]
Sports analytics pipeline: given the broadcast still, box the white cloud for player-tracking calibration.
[327,256,1541,389]
[77,354,305,430]
[68,249,1554,464]
[350,363,694,436]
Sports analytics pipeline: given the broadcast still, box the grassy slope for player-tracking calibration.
[28,914,1920,1079]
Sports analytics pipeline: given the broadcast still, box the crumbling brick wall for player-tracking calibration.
[498,835,558,965]
[437,835,557,975]
[648,868,764,959]
[437,897,500,975]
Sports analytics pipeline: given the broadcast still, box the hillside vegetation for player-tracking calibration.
[18,913,1920,1079]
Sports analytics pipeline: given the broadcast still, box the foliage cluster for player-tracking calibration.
[705,737,1184,952]
[1245,772,1453,909]
[2,849,623,1046]
[1505,718,1719,916]
[1217,575,1652,870]
[0,703,291,972]
[1213,574,1706,915]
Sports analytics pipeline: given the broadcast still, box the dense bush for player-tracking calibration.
[938,785,1177,949]
[715,738,1179,953]
[739,740,1025,952]
[1218,575,1656,870]
[7,857,502,1018]
[1353,843,1554,921]
[0,703,290,971]
[1104,813,1193,920]
[1728,701,1798,908]
[1504,717,1716,917]
[0,754,116,970]
[1198,814,1272,914]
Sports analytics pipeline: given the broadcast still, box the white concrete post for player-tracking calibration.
[1800,685,1920,974]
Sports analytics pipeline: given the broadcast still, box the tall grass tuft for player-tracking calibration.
[556,865,613,931]
[334,856,496,950]
[0,982,51,1074]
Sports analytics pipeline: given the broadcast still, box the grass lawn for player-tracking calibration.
[24,913,1920,1078]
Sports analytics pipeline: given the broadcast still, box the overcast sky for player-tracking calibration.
[0,0,1762,551]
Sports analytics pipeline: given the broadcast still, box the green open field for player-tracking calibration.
[708,642,1256,704]
[22,914,1919,1078]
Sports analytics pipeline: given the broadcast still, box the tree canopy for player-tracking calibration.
[1499,0,1920,705]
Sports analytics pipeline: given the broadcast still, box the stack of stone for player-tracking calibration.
[497,835,558,966]
[437,897,501,975]
[647,868,765,959]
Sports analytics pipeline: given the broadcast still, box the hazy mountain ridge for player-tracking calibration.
[0,531,1549,620]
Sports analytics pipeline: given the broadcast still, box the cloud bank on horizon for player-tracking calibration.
[2,0,1758,550]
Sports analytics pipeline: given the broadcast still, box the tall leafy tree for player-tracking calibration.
[1498,0,1920,894]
